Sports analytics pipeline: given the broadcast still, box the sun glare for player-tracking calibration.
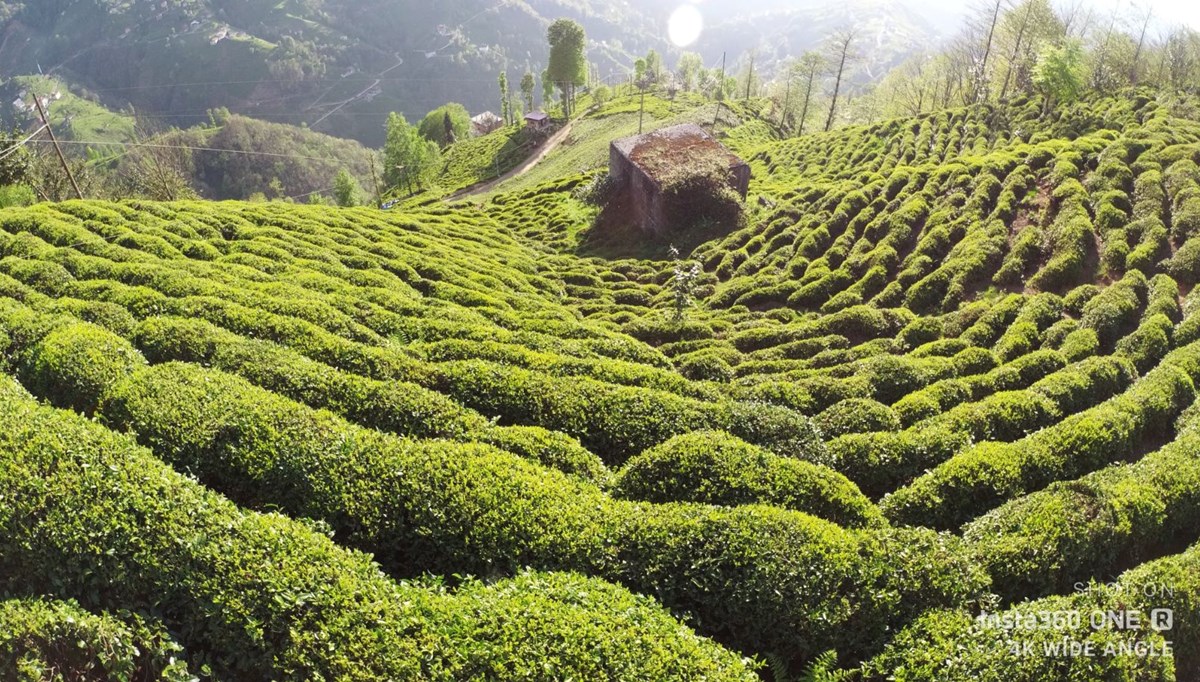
[668,4,703,48]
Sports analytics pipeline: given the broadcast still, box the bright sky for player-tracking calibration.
[918,0,1200,32]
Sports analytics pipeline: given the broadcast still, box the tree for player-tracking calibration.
[0,128,32,187]
[112,119,196,201]
[676,52,704,92]
[824,28,858,132]
[498,71,511,125]
[634,58,647,84]
[541,69,555,109]
[333,168,361,207]
[1128,6,1153,86]
[384,112,440,194]
[1162,28,1200,92]
[968,0,1005,103]
[1032,38,1085,114]
[417,103,470,147]
[644,49,664,83]
[794,52,824,135]
[520,71,536,112]
[593,85,612,106]
[996,0,1063,99]
[547,19,587,118]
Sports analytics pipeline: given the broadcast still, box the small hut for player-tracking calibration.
[470,111,504,136]
[524,111,552,132]
[609,123,751,234]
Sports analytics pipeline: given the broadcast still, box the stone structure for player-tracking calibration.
[609,123,750,234]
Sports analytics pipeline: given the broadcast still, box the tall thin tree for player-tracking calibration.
[824,28,858,132]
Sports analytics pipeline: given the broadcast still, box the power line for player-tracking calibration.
[0,124,49,162]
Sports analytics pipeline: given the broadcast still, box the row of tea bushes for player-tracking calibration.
[963,423,1200,601]
[4,308,985,666]
[43,274,822,464]
[819,355,1136,498]
[0,375,759,681]
[90,358,984,665]
[131,315,609,482]
[883,340,1200,529]
[612,430,884,528]
[862,538,1200,681]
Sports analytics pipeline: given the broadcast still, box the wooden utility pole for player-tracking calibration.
[638,85,646,134]
[712,52,726,131]
[781,73,793,128]
[367,151,383,206]
[32,92,83,200]
[745,52,755,100]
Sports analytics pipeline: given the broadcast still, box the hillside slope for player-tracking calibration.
[0,0,934,145]
[1,89,1200,679]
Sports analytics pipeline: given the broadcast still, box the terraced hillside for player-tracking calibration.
[2,88,1200,680]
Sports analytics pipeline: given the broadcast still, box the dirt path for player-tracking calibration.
[446,118,579,201]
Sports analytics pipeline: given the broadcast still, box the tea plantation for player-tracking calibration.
[2,89,1200,680]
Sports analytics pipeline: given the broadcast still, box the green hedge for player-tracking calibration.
[882,342,1200,529]
[0,375,758,681]
[92,362,984,665]
[964,426,1200,600]
[131,315,608,482]
[613,430,884,528]
[863,539,1200,680]
[815,398,901,437]
[20,323,147,415]
[0,599,193,681]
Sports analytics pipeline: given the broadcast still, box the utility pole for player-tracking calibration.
[781,73,793,128]
[745,52,755,100]
[638,84,646,134]
[367,151,382,206]
[32,92,83,200]
[711,51,726,132]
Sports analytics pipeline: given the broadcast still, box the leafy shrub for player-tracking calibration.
[94,363,985,666]
[0,376,757,681]
[883,342,1200,530]
[21,323,146,415]
[614,430,883,528]
[815,398,901,438]
[1116,313,1172,373]
[677,350,735,382]
[0,599,193,681]
[965,427,1200,600]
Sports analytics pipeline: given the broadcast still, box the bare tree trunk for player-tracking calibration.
[999,1,1034,100]
[1130,8,1153,86]
[974,0,1004,103]
[1092,17,1117,91]
[798,69,815,135]
[824,29,857,132]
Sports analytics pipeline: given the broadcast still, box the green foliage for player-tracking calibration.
[547,19,587,116]
[333,168,362,207]
[0,376,757,681]
[1032,39,1086,109]
[815,398,901,437]
[614,430,883,528]
[0,599,193,681]
[0,184,35,208]
[418,103,471,147]
[383,112,441,193]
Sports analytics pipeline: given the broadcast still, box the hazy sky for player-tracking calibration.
[912,0,1200,33]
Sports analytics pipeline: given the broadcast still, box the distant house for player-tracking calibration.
[609,123,751,234]
[471,111,504,137]
[524,111,551,132]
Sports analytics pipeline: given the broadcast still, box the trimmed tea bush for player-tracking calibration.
[613,430,883,528]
